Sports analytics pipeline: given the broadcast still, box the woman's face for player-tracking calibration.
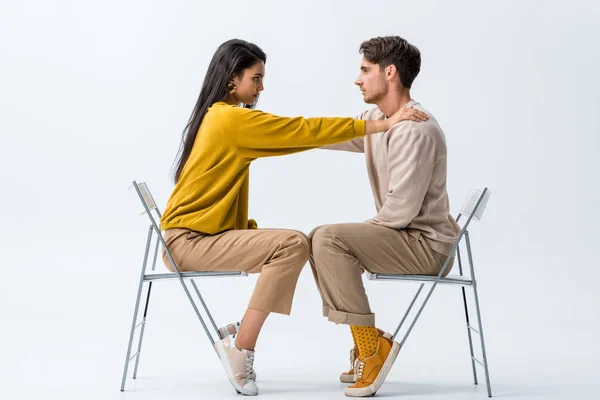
[231,61,265,105]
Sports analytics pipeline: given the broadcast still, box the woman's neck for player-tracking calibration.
[224,93,238,105]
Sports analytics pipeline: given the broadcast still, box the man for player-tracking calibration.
[309,36,461,397]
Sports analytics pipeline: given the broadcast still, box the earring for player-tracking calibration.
[227,83,237,94]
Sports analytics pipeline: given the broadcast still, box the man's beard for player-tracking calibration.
[363,82,387,104]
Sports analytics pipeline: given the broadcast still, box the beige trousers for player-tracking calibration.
[162,228,309,315]
[309,223,453,326]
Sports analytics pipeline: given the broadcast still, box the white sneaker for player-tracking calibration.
[214,336,258,396]
[218,322,241,340]
[218,322,257,380]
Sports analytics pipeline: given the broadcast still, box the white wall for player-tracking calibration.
[1,1,598,398]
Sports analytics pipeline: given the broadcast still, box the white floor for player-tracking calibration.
[3,268,598,400]
[5,357,598,400]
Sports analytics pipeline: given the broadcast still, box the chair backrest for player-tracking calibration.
[459,188,491,222]
[137,182,158,212]
[130,180,169,272]
[130,180,163,219]
[436,187,491,278]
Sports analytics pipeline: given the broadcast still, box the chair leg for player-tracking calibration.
[465,232,492,398]
[162,246,218,347]
[399,281,442,347]
[391,284,424,340]
[471,283,492,397]
[462,286,478,385]
[177,279,217,346]
[457,246,478,385]
[121,226,152,392]
[190,280,221,338]
[120,280,145,391]
[133,281,153,379]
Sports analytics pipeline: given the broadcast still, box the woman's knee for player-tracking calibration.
[282,230,310,266]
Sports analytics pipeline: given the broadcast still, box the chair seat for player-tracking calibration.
[365,271,473,286]
[144,271,248,281]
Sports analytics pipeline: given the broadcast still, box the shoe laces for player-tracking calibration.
[353,358,365,380]
[349,348,356,365]
[244,353,255,381]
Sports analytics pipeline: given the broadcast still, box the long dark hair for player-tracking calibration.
[172,39,267,183]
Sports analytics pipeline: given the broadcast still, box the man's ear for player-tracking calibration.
[386,64,398,81]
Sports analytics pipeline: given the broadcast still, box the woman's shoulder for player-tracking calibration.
[203,103,266,140]
[209,101,252,113]
[208,101,234,114]
[204,102,234,124]
[207,102,254,121]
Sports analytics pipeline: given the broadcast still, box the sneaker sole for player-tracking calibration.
[340,373,356,383]
[343,341,401,397]
[214,341,258,396]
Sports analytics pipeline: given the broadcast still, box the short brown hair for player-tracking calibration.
[359,36,421,89]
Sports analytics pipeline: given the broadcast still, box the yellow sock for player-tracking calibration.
[351,329,359,353]
[350,325,379,358]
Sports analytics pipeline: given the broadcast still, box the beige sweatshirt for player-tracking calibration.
[323,100,460,255]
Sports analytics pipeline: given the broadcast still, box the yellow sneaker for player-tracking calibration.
[339,331,392,384]
[340,347,359,383]
[343,335,400,397]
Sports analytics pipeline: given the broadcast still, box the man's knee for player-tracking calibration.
[308,224,328,242]
[311,224,350,258]
[308,225,330,260]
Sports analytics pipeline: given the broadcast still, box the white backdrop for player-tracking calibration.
[1,1,599,399]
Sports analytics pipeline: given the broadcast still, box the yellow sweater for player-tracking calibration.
[160,102,366,234]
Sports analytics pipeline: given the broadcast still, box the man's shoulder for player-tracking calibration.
[396,102,446,143]
[382,103,447,157]
[358,106,386,121]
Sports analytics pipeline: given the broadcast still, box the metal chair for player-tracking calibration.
[120,181,248,391]
[365,188,493,397]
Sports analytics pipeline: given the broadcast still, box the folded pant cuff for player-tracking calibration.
[327,308,375,326]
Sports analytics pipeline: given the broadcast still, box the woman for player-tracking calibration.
[160,39,428,396]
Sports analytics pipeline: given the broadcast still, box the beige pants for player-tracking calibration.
[309,223,453,326]
[162,228,309,315]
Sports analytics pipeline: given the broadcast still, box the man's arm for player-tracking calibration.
[320,137,365,152]
[367,129,437,229]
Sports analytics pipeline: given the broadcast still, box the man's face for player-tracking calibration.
[354,58,387,104]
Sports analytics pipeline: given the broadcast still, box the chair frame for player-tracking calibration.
[365,188,493,397]
[120,181,248,391]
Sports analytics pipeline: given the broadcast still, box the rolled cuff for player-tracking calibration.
[322,306,375,326]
